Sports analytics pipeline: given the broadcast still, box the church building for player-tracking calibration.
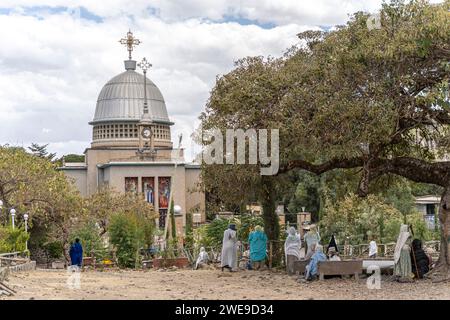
[60,31,205,235]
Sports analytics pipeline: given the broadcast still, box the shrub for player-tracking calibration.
[320,194,404,244]
[320,193,439,245]
[108,212,156,268]
[69,221,107,260]
[0,226,29,253]
[43,241,64,259]
[196,214,265,248]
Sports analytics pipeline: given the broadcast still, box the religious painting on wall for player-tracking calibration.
[158,177,171,229]
[142,177,155,205]
[124,177,138,194]
[158,177,171,209]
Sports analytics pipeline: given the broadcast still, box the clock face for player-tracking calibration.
[142,127,152,138]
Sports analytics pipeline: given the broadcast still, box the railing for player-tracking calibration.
[0,252,28,267]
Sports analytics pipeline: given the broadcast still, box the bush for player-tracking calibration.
[197,214,265,248]
[320,194,404,244]
[320,193,439,245]
[43,241,64,259]
[69,221,107,260]
[0,226,29,253]
[108,212,156,268]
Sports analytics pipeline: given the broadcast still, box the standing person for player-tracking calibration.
[221,224,238,272]
[284,227,302,275]
[69,238,83,267]
[369,240,378,258]
[394,224,413,282]
[304,225,321,255]
[410,239,430,279]
[248,226,268,270]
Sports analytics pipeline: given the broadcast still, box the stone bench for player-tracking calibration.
[318,260,363,280]
[293,259,310,275]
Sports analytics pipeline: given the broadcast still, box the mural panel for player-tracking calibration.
[124,177,138,193]
[142,177,155,205]
[158,177,171,228]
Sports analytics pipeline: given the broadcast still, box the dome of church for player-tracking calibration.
[90,60,171,125]
[89,60,173,149]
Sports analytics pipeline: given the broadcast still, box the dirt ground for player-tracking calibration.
[2,268,450,300]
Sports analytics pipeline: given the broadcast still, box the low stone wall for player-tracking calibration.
[8,261,36,273]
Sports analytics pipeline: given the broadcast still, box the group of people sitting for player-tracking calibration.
[194,222,433,283]
[285,225,342,281]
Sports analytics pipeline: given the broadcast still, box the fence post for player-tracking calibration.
[269,241,273,269]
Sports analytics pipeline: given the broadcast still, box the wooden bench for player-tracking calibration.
[318,260,363,280]
[293,259,310,275]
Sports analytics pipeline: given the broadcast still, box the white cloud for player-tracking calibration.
[0,1,390,159]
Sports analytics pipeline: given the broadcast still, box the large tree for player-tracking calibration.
[201,0,450,279]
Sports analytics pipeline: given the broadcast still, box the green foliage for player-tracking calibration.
[405,211,438,242]
[69,221,107,260]
[197,215,265,248]
[0,226,29,253]
[320,194,402,244]
[203,218,231,247]
[28,143,56,162]
[288,171,320,216]
[62,154,85,163]
[239,215,265,243]
[43,241,64,259]
[199,0,450,260]
[184,212,194,249]
[169,199,177,242]
[108,212,156,268]
[320,193,439,245]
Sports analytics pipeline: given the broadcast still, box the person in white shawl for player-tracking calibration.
[195,247,209,270]
[284,227,302,275]
[394,224,413,282]
[369,240,378,258]
[221,224,238,272]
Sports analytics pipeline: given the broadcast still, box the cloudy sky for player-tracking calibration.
[0,0,390,161]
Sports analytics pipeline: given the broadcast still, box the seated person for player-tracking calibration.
[195,247,210,270]
[410,239,430,279]
[301,245,327,282]
[327,247,341,261]
[304,243,316,261]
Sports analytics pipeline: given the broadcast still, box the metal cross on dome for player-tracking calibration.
[138,57,152,73]
[119,30,141,60]
[138,57,152,115]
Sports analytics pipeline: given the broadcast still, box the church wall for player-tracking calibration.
[62,169,88,197]
[85,148,144,194]
[185,167,206,223]
[101,164,187,225]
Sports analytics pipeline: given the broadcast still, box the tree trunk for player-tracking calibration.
[428,187,450,281]
[260,176,281,266]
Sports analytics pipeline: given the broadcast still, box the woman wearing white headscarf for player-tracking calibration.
[302,244,327,281]
[221,224,238,272]
[304,225,321,256]
[195,247,209,270]
[394,224,413,282]
[284,227,302,275]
